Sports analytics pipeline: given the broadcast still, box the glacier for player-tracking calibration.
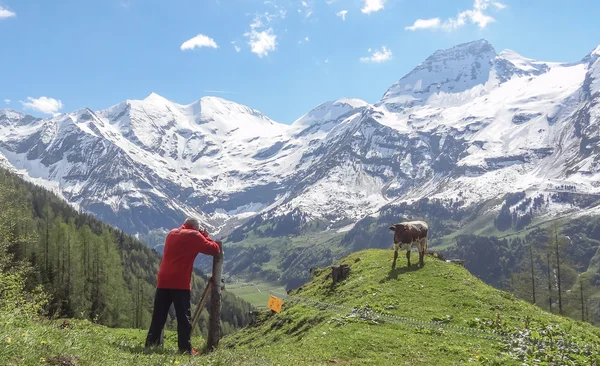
[2,39,600,240]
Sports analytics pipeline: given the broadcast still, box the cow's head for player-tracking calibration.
[389,223,409,244]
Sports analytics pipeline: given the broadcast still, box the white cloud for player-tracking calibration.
[360,46,392,63]
[299,0,313,19]
[181,34,218,51]
[245,27,277,57]
[406,0,505,31]
[231,41,241,52]
[405,18,441,31]
[260,2,287,22]
[21,96,63,116]
[325,59,329,64]
[361,0,385,14]
[475,0,506,10]
[336,10,348,21]
[0,6,15,19]
[244,9,285,58]
[298,36,311,44]
[4,99,10,105]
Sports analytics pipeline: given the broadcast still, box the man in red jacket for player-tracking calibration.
[144,217,221,355]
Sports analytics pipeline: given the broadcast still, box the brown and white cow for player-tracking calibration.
[389,220,428,269]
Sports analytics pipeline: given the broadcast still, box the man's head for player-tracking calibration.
[183,217,201,231]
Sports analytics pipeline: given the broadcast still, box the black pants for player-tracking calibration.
[145,288,193,353]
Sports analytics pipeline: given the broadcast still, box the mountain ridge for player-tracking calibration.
[2,38,600,244]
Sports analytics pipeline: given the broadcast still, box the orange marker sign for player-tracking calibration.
[267,295,283,313]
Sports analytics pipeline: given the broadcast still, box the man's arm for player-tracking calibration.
[191,231,221,256]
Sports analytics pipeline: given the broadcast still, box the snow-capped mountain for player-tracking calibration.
[2,39,600,240]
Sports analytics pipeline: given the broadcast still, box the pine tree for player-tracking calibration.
[529,243,536,304]
[553,225,564,315]
[546,250,553,312]
[0,167,251,332]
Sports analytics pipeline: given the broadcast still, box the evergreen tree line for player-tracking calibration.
[0,168,252,335]
[444,222,600,326]
[508,224,599,325]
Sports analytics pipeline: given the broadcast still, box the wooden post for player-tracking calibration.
[190,280,212,335]
[580,281,585,322]
[331,264,350,284]
[207,240,223,352]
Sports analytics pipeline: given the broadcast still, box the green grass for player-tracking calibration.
[0,314,271,366]
[223,249,600,365]
[3,249,599,365]
[226,282,287,308]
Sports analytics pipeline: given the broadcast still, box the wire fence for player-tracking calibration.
[267,290,508,342]
[263,290,600,353]
[223,273,600,352]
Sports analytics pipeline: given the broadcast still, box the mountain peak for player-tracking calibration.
[432,39,495,58]
[588,44,600,63]
[142,92,170,104]
[0,108,26,119]
[380,39,497,105]
[291,98,369,131]
[191,96,280,127]
[0,109,36,126]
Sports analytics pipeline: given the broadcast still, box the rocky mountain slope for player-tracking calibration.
[2,39,600,244]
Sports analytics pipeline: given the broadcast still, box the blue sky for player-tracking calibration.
[1,0,599,124]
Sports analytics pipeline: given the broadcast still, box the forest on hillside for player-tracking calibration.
[444,221,600,325]
[213,193,600,328]
[0,168,252,336]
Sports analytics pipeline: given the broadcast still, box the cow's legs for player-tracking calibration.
[392,248,398,269]
[419,239,425,267]
[406,250,411,267]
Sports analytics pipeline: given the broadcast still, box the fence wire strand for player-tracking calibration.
[266,290,600,350]
[267,290,507,342]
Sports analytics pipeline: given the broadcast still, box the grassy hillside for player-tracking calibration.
[153,189,600,331]
[223,250,600,365]
[225,280,287,308]
[3,249,598,365]
[0,167,252,337]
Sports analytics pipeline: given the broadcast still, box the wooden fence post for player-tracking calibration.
[331,264,350,284]
[207,240,223,352]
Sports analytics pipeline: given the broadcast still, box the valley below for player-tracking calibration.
[2,38,600,342]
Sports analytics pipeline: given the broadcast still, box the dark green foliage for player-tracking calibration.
[443,235,519,288]
[278,246,335,291]
[494,192,550,232]
[505,191,526,207]
[0,168,252,335]
[443,219,600,325]
[227,208,329,243]
[494,204,512,231]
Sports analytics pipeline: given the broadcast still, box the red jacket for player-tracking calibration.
[156,223,221,290]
